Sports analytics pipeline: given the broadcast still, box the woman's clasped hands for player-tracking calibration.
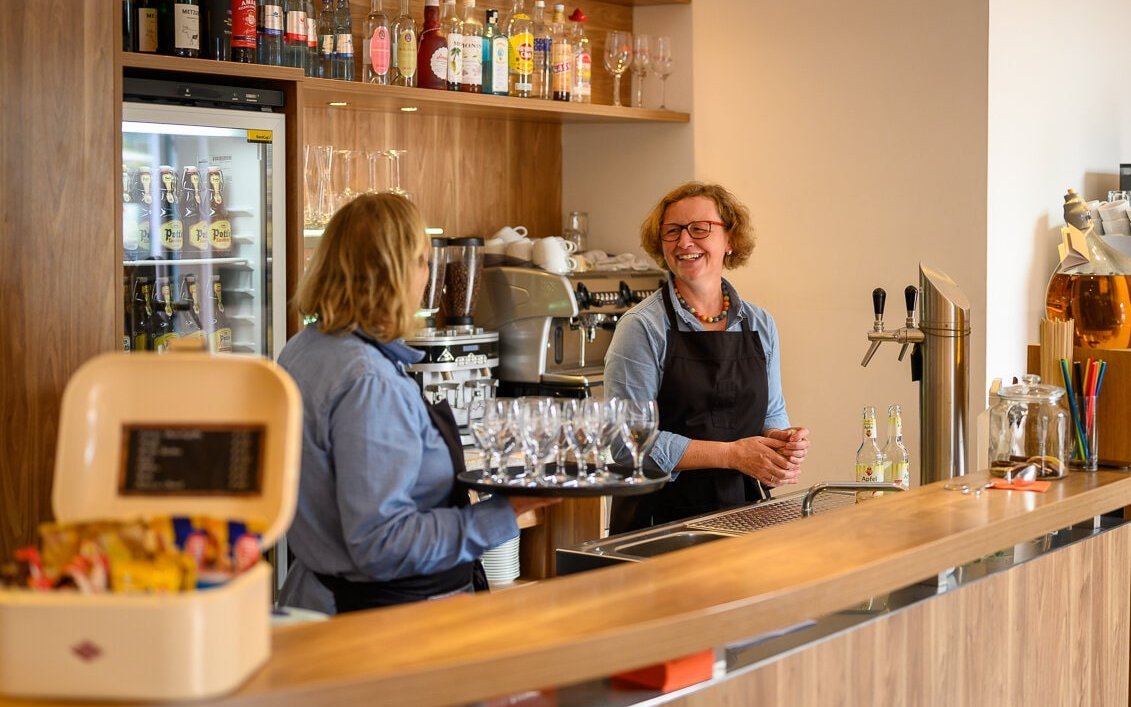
[728,427,810,488]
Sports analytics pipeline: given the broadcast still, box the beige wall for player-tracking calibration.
[565,0,988,486]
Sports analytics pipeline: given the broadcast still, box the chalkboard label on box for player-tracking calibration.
[120,424,266,495]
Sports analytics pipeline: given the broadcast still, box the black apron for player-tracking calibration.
[314,335,487,613]
[610,284,770,534]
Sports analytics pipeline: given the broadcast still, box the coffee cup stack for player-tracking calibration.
[531,236,578,274]
[486,226,530,265]
[1098,200,1131,235]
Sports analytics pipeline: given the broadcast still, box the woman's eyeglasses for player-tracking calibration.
[659,220,726,241]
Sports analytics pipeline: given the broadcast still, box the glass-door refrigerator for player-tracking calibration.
[121,78,286,359]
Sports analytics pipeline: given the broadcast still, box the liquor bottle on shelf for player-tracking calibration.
[482,9,507,96]
[182,166,211,259]
[152,277,180,351]
[568,7,589,103]
[332,0,355,80]
[549,3,570,101]
[205,0,233,61]
[304,0,318,75]
[443,0,463,91]
[529,0,548,99]
[131,276,155,351]
[134,0,159,53]
[132,166,155,259]
[459,0,482,93]
[283,0,308,70]
[882,403,911,489]
[159,0,201,57]
[175,274,208,343]
[207,167,233,256]
[506,0,533,98]
[209,275,235,353]
[417,0,446,90]
[363,0,391,85]
[257,0,283,65]
[316,0,334,78]
[390,0,417,87]
[855,405,887,501]
[157,165,184,260]
[230,0,257,62]
[123,165,140,261]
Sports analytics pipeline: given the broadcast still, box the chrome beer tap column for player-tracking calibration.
[861,264,971,484]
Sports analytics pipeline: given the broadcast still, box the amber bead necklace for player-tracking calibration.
[674,283,730,324]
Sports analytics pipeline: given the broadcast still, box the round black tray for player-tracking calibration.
[458,463,668,498]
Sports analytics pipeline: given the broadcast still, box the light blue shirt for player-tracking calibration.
[277,326,517,614]
[603,277,790,476]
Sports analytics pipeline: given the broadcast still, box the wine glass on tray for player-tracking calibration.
[603,31,633,108]
[618,399,659,484]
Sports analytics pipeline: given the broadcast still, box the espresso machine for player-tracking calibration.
[474,266,665,398]
[404,237,500,438]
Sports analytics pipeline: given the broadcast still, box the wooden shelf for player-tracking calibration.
[302,77,689,124]
[119,52,688,125]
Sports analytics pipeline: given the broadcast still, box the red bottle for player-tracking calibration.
[416,0,446,89]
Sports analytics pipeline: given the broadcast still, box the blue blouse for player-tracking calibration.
[276,326,517,614]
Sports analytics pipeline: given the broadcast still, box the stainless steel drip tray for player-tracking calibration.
[555,489,856,574]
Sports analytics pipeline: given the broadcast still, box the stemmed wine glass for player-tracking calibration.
[384,148,408,197]
[473,398,518,483]
[518,397,560,486]
[652,36,673,110]
[590,397,623,483]
[559,399,590,486]
[603,31,632,108]
[631,34,651,109]
[619,399,659,484]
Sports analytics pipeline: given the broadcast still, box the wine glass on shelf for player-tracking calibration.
[618,399,659,484]
[603,31,633,108]
[653,36,673,110]
[631,34,651,109]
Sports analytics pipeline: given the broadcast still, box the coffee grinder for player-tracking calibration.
[404,236,499,438]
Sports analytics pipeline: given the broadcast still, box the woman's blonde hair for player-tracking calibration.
[294,192,427,341]
[639,182,756,271]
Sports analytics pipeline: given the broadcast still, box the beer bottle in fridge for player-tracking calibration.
[132,276,155,351]
[152,277,179,351]
[207,167,233,255]
[182,166,211,258]
[123,165,140,261]
[209,275,235,353]
[175,274,208,343]
[132,166,155,259]
[157,166,184,259]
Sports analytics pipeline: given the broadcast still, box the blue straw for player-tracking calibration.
[1096,360,1108,397]
[1061,358,1089,460]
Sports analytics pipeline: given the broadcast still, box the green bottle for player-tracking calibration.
[482,9,508,96]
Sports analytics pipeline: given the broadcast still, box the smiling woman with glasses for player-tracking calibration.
[604,181,811,533]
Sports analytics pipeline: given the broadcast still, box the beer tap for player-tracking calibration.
[860,286,925,367]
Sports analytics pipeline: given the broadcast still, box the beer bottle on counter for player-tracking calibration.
[230,0,257,62]
[176,274,208,343]
[132,276,155,351]
[207,167,233,256]
[855,405,887,501]
[157,165,184,259]
[132,166,155,259]
[882,404,910,489]
[208,275,235,353]
[182,166,211,258]
[123,165,140,261]
[152,277,179,351]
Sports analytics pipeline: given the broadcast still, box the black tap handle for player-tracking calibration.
[575,282,591,309]
[904,285,918,316]
[872,287,887,317]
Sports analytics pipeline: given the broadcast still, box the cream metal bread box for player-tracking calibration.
[0,350,301,701]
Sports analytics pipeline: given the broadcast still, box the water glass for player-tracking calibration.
[564,211,589,252]
[619,399,659,484]
[518,397,561,486]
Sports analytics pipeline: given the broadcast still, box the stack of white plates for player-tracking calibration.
[481,535,521,587]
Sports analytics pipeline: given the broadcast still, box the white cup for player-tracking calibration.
[505,238,534,262]
[484,238,506,256]
[1103,218,1131,235]
[493,225,529,243]
[1098,200,1129,222]
[532,237,578,273]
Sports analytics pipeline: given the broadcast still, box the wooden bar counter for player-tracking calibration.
[6,470,1131,706]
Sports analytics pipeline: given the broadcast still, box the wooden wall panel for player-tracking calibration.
[304,106,562,237]
[0,2,118,559]
[674,525,1131,706]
